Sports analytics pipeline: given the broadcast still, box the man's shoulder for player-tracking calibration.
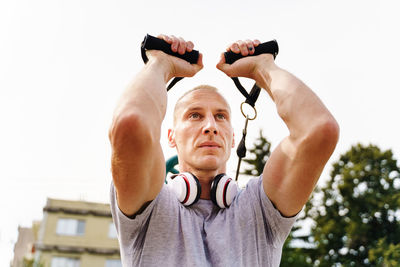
[110,182,180,224]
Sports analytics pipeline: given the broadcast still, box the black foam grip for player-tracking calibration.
[224,40,279,65]
[142,34,199,64]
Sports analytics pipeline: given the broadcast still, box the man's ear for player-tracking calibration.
[232,132,235,148]
[168,129,176,148]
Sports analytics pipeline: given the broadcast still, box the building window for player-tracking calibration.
[105,259,122,267]
[108,222,117,239]
[51,256,80,267]
[56,218,85,236]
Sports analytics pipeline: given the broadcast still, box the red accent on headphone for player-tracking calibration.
[181,174,190,204]
[222,178,232,208]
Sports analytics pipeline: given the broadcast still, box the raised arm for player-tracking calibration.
[109,35,203,217]
[217,39,339,217]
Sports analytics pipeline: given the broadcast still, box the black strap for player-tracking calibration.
[167,77,183,91]
[141,34,200,91]
[224,40,278,106]
[231,79,262,108]
[224,40,279,180]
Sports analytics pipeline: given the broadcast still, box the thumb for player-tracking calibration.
[216,53,228,72]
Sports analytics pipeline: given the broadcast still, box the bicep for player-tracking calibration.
[262,132,336,217]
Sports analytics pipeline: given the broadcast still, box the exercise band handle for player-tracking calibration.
[223,40,279,64]
[141,34,200,64]
[223,39,279,107]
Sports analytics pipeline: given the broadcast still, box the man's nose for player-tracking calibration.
[203,115,218,135]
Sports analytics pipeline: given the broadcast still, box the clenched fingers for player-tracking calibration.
[157,34,194,55]
[226,39,261,56]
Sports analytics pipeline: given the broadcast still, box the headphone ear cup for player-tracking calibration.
[210,174,222,207]
[169,172,201,206]
[210,174,238,208]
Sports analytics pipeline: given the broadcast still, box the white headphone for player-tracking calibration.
[168,172,238,208]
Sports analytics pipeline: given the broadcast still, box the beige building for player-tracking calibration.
[15,198,121,267]
[12,224,38,267]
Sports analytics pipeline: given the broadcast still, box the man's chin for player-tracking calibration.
[196,156,222,170]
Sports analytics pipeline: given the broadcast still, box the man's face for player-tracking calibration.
[168,89,234,172]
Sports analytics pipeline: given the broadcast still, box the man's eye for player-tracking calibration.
[189,113,201,119]
[216,113,226,120]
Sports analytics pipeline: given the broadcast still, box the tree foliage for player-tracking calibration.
[368,237,400,267]
[304,143,400,266]
[243,131,400,266]
[23,258,45,267]
[241,129,271,177]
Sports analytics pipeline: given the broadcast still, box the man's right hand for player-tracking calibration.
[146,34,203,82]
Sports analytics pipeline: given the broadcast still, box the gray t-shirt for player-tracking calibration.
[110,176,298,267]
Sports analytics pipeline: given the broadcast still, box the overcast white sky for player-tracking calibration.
[1,0,399,265]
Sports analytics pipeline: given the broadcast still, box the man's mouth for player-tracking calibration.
[199,141,220,148]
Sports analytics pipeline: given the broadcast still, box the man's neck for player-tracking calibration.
[192,170,217,200]
[180,167,225,200]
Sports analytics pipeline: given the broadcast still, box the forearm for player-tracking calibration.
[112,59,170,138]
[258,64,339,216]
[218,39,339,216]
[255,63,337,139]
[108,35,202,216]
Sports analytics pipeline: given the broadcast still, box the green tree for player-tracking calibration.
[241,129,271,176]
[22,258,45,267]
[241,130,310,266]
[369,237,400,267]
[304,143,400,266]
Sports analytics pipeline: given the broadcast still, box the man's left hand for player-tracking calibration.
[216,39,275,83]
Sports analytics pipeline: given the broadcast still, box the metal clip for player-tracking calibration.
[240,102,257,120]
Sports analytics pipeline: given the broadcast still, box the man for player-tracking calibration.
[109,34,339,266]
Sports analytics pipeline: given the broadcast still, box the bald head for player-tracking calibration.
[173,85,231,125]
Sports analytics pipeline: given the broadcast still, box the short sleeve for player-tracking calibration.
[109,181,169,247]
[237,176,299,246]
